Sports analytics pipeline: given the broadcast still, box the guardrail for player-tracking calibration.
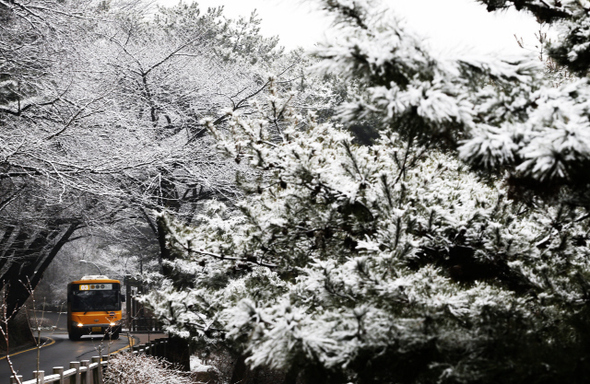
[9,338,168,384]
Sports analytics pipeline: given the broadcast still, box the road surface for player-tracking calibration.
[0,332,133,382]
[0,311,134,383]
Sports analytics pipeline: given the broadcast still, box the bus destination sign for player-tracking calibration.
[79,283,112,291]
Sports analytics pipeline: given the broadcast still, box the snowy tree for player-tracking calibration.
[70,0,331,272]
[460,0,590,206]
[0,0,319,316]
[145,1,590,383]
[0,0,92,314]
[477,0,590,75]
[147,89,590,383]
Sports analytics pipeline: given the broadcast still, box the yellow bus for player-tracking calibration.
[67,275,124,341]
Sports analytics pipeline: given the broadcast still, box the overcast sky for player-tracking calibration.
[158,0,544,56]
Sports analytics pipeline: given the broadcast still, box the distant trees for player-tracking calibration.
[144,1,590,383]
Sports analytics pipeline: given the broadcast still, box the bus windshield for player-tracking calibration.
[70,284,120,312]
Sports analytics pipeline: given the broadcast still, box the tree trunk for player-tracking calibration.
[0,222,79,315]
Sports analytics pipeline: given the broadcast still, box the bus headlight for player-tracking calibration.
[77,323,84,327]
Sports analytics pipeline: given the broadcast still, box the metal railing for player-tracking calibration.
[9,338,168,384]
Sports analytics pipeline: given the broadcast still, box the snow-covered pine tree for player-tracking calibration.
[477,0,590,75]
[145,1,590,383]
[463,0,590,204]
